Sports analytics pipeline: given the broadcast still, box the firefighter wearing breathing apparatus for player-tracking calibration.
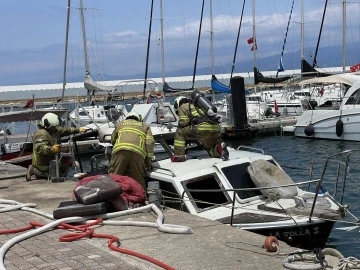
[172,90,229,162]
[26,112,87,181]
[108,111,154,189]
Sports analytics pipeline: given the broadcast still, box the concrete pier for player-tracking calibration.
[0,166,294,270]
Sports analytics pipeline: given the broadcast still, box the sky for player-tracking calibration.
[0,0,359,86]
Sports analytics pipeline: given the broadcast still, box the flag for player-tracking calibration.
[278,57,284,72]
[248,37,257,51]
[23,99,34,109]
[274,100,278,113]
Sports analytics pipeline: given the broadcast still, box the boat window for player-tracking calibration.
[156,106,176,123]
[221,162,262,200]
[345,88,360,105]
[182,174,230,212]
[79,111,87,116]
[151,180,189,212]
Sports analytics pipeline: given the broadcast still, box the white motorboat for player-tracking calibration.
[146,140,358,249]
[293,73,360,141]
[69,103,128,127]
[89,129,358,249]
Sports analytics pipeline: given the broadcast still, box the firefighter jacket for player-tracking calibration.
[32,126,80,172]
[111,119,154,159]
[178,102,219,132]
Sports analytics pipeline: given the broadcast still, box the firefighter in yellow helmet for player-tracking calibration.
[172,91,229,162]
[26,112,87,181]
[108,111,154,189]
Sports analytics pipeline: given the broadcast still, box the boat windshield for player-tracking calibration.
[221,162,262,200]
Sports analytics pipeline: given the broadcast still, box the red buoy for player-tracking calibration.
[264,236,279,252]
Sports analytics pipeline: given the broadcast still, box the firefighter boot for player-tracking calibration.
[170,156,186,162]
[26,165,34,182]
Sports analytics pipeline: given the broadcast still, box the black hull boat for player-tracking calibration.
[246,220,335,249]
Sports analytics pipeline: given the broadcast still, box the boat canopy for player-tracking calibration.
[254,67,291,85]
[84,72,116,93]
[0,109,69,123]
[299,73,360,86]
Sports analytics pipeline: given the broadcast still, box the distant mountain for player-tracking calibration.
[17,41,360,85]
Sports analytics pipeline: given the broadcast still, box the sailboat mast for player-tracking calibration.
[230,0,246,81]
[301,0,304,60]
[79,0,90,74]
[159,0,165,85]
[342,0,346,72]
[313,0,328,67]
[210,0,214,75]
[252,0,257,92]
[192,0,205,89]
[143,0,154,100]
[60,0,71,101]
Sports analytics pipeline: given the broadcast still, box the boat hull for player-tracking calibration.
[242,220,335,249]
[294,108,360,141]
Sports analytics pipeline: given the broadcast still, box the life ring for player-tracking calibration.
[264,236,279,252]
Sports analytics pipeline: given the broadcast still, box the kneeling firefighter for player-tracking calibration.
[108,111,154,190]
[26,112,87,181]
[172,90,229,162]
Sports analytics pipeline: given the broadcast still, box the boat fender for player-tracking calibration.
[335,119,343,137]
[190,90,217,117]
[304,124,314,136]
[264,236,279,252]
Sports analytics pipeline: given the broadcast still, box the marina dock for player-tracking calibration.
[0,162,295,270]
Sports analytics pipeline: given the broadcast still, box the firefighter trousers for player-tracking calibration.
[174,126,221,158]
[108,150,146,189]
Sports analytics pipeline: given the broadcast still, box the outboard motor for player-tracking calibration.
[191,90,218,117]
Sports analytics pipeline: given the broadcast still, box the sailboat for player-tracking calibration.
[301,0,331,78]
[211,1,246,94]
[68,0,128,127]
[157,0,195,94]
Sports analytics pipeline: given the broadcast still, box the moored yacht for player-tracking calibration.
[293,73,360,141]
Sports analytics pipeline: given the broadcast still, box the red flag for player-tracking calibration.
[274,100,278,113]
[23,99,34,109]
[247,37,254,44]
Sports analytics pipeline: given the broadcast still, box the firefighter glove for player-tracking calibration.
[51,144,61,153]
[145,157,153,171]
[79,127,88,133]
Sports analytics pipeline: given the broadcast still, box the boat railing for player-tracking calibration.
[179,178,322,226]
[307,149,359,222]
[236,146,265,155]
[152,166,176,177]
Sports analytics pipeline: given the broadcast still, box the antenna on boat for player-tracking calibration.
[60,0,71,103]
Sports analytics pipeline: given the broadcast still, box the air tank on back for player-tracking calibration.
[190,90,217,117]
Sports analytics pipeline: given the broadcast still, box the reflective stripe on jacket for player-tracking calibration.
[32,126,80,171]
[178,102,219,131]
[111,119,154,159]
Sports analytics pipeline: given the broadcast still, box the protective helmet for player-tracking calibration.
[174,96,187,113]
[126,111,142,121]
[40,112,62,128]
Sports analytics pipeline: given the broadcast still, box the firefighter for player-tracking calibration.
[26,112,87,181]
[108,111,154,189]
[172,93,229,162]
